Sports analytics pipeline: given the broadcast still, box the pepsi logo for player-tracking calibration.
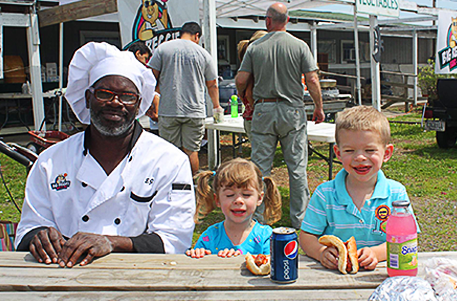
[284,240,298,259]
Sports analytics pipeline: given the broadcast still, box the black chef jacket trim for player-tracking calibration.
[172,183,192,191]
[83,120,144,155]
[130,190,157,203]
[131,232,165,253]
[16,227,69,251]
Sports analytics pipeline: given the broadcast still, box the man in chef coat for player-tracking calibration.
[15,42,195,268]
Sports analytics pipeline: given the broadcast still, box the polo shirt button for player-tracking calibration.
[82,182,88,187]
[82,215,89,222]
[114,218,121,225]
[359,219,364,224]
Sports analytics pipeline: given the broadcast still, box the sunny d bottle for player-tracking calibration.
[230,95,238,118]
[386,200,418,277]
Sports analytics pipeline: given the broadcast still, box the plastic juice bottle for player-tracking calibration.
[231,95,238,118]
[386,200,418,277]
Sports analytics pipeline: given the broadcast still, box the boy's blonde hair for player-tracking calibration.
[194,158,282,225]
[335,105,391,145]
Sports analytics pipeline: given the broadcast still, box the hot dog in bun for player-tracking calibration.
[245,253,270,276]
[318,235,359,274]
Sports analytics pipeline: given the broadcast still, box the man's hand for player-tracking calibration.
[358,247,379,270]
[305,70,324,124]
[186,248,211,258]
[58,232,113,268]
[29,227,66,264]
[319,246,339,270]
[218,248,242,258]
[312,108,325,124]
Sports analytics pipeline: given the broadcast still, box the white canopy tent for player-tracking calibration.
[199,0,455,168]
[31,0,455,168]
[200,0,329,18]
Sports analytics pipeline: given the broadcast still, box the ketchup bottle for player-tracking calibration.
[386,200,418,277]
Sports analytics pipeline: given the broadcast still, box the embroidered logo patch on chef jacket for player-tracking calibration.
[50,173,71,191]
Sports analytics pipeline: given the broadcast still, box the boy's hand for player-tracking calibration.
[319,246,339,270]
[186,248,211,258]
[218,248,242,258]
[358,247,379,270]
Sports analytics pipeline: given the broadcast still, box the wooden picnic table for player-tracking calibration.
[0,251,455,300]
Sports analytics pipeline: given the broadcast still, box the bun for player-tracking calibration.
[318,235,359,274]
[245,253,271,276]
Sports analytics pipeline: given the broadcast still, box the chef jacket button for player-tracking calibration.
[359,219,363,224]
[129,156,133,162]
[114,218,121,225]
[120,186,125,192]
[82,215,89,222]
[82,182,88,187]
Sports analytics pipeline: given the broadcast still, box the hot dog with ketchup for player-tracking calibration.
[245,253,271,276]
[318,235,359,274]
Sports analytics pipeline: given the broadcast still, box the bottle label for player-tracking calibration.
[387,237,418,270]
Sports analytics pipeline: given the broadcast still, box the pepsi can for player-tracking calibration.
[270,227,298,283]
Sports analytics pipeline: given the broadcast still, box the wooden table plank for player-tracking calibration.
[0,252,455,293]
[0,289,374,300]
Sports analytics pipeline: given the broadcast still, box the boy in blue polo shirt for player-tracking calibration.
[299,105,418,271]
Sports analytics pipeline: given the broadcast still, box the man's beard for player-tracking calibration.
[90,108,136,137]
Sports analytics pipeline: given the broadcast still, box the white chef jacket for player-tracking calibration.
[15,124,195,254]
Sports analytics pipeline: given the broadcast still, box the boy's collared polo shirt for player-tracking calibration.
[301,170,418,248]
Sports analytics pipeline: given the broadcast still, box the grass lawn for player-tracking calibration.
[1,107,456,252]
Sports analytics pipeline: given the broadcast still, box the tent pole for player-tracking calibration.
[353,5,362,106]
[311,22,317,66]
[203,0,219,170]
[369,15,381,111]
[58,22,63,132]
[27,9,45,131]
[412,29,418,107]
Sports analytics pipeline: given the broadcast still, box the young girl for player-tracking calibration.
[186,158,282,258]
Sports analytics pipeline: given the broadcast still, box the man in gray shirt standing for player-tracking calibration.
[149,22,222,174]
[236,2,325,229]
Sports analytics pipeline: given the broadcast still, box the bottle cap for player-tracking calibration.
[392,200,410,208]
[231,95,238,101]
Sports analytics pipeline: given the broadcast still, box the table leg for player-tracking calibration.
[329,142,334,180]
[232,132,236,158]
[216,130,221,168]
[238,133,243,156]
[207,129,221,170]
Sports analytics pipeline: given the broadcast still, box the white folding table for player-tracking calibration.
[205,116,339,180]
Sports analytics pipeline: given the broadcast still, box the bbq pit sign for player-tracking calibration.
[436,11,457,74]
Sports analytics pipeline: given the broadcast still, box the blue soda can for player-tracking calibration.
[270,227,299,283]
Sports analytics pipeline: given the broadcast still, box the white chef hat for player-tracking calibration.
[65,42,156,125]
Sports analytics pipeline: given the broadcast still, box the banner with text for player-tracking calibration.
[356,0,400,18]
[436,11,457,74]
[118,0,199,52]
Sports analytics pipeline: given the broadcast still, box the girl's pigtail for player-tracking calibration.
[193,170,217,224]
[262,176,282,225]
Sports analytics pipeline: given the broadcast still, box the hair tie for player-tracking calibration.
[212,171,216,176]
